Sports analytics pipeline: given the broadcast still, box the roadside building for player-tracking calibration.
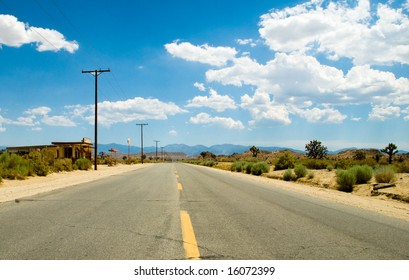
[6,138,93,161]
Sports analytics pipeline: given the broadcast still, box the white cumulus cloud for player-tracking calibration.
[291,106,347,124]
[168,129,178,137]
[0,14,79,53]
[259,0,409,65]
[369,105,401,121]
[193,82,206,91]
[165,41,237,66]
[189,112,245,130]
[67,97,187,126]
[240,92,291,125]
[186,89,237,112]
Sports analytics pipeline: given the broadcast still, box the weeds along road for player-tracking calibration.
[0,163,408,260]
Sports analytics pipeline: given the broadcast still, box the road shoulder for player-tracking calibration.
[0,164,153,203]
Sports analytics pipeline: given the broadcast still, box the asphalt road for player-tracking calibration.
[0,163,408,260]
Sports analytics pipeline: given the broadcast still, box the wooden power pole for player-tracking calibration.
[82,68,110,170]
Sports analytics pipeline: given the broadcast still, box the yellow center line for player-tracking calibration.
[177,182,183,191]
[180,210,200,260]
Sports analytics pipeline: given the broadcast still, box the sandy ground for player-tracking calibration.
[0,164,152,203]
[1,163,409,222]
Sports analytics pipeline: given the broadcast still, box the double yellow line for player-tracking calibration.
[175,168,200,260]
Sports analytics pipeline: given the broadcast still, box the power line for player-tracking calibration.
[35,0,128,102]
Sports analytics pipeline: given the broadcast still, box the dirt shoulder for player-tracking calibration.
[0,164,152,203]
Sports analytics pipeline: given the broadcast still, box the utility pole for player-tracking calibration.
[127,137,131,160]
[82,68,110,170]
[154,140,160,161]
[136,123,148,164]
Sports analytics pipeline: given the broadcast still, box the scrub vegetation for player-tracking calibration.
[0,150,93,180]
[187,141,408,196]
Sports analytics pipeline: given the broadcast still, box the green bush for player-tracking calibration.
[244,162,254,174]
[283,169,295,181]
[326,164,334,171]
[53,158,73,172]
[27,151,50,176]
[274,153,295,170]
[0,153,33,179]
[307,171,315,179]
[302,159,330,170]
[294,164,307,179]
[395,161,409,173]
[231,161,246,172]
[350,165,373,184]
[75,158,92,170]
[336,169,356,192]
[335,159,353,170]
[374,166,396,183]
[204,161,216,167]
[32,161,49,176]
[251,162,270,176]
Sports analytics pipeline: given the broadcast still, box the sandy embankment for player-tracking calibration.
[0,164,152,203]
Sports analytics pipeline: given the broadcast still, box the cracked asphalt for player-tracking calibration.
[1,163,409,259]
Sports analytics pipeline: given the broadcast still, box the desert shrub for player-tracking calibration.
[126,158,139,165]
[307,171,315,179]
[26,151,49,176]
[251,162,270,176]
[274,153,295,170]
[326,164,334,171]
[204,161,216,167]
[0,153,33,179]
[336,169,356,192]
[374,166,396,183]
[394,161,409,173]
[335,159,354,170]
[350,165,373,184]
[360,158,378,168]
[283,169,295,181]
[75,158,92,170]
[104,157,117,167]
[53,158,73,172]
[32,161,49,176]
[231,161,246,172]
[41,149,56,166]
[244,162,254,174]
[294,164,307,179]
[302,159,330,170]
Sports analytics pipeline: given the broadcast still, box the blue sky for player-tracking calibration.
[0,0,408,151]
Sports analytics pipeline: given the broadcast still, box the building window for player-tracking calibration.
[64,147,73,158]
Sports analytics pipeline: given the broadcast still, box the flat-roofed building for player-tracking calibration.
[6,138,93,161]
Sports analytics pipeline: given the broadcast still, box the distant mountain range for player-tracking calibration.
[98,143,305,156]
[98,143,409,156]
[1,144,407,156]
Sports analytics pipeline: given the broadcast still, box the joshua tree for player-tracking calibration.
[305,140,328,159]
[200,151,216,160]
[381,143,398,164]
[249,146,260,157]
